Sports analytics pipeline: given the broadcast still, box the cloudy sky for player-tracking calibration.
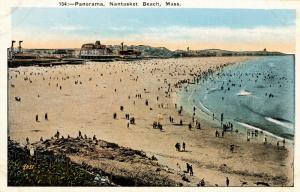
[12,8,296,53]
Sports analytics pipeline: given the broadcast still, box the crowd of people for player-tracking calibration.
[9,57,291,187]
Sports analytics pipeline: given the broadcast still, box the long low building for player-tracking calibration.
[79,41,119,60]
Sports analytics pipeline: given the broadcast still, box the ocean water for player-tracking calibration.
[180,56,295,140]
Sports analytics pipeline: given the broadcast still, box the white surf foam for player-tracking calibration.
[197,100,212,115]
[237,89,252,96]
[265,117,294,130]
[187,88,212,115]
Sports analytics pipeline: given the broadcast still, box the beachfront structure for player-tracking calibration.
[119,49,141,57]
[119,42,141,58]
[7,40,23,60]
[52,49,76,58]
[79,41,115,59]
[7,40,37,60]
[24,49,78,58]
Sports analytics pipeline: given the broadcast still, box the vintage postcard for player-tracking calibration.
[0,0,299,191]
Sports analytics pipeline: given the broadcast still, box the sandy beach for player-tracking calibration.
[8,56,293,186]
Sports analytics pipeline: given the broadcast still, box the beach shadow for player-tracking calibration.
[31,129,41,132]
[173,123,188,126]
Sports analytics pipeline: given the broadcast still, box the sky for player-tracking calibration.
[11,8,296,53]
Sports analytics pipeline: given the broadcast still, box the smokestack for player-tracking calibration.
[11,40,15,48]
[121,42,123,51]
[18,40,23,52]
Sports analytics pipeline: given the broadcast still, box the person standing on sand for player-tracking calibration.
[35,114,39,122]
[215,130,219,138]
[190,165,194,176]
[45,113,48,120]
[55,130,60,139]
[197,122,201,129]
[186,163,190,173]
[182,142,186,151]
[175,142,181,151]
[226,177,229,186]
[176,163,181,172]
[178,109,182,115]
[264,136,267,144]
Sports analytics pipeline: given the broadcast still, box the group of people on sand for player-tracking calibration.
[175,142,186,152]
[135,93,142,98]
[186,163,193,176]
[35,113,48,122]
[169,116,174,123]
[14,96,21,102]
[277,139,286,149]
[152,121,163,131]
[180,162,194,183]
[113,106,136,128]
[245,128,286,147]
[215,130,225,138]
